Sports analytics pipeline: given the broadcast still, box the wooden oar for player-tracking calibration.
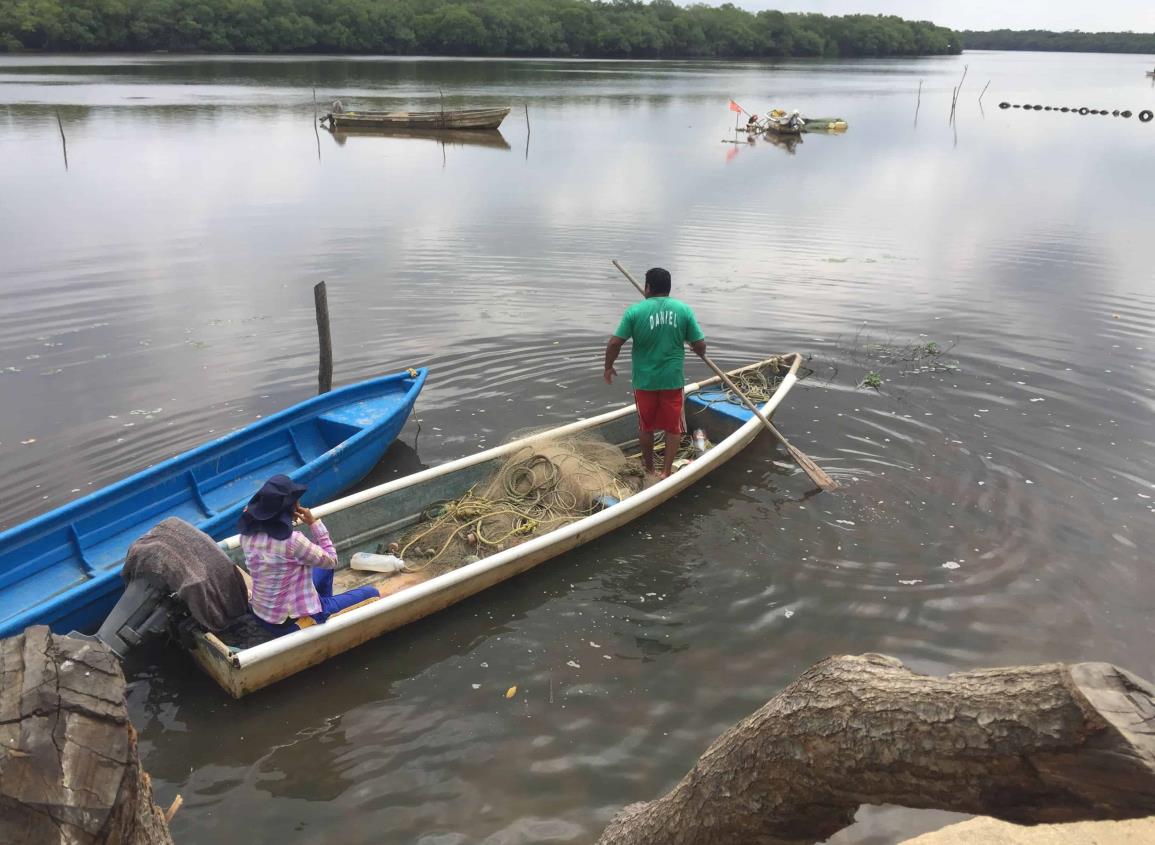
[611,260,839,492]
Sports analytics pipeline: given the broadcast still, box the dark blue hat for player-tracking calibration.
[238,474,308,541]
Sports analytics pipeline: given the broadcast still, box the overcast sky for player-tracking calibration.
[704,1,1155,33]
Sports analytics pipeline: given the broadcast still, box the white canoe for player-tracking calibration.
[188,353,803,697]
[322,106,511,130]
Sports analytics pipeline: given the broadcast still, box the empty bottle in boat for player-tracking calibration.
[350,552,406,573]
[692,428,708,455]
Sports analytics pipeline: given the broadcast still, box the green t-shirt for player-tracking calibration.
[613,297,705,391]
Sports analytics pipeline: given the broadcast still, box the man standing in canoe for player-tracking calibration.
[604,267,707,479]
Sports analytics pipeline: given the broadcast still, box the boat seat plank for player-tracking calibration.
[317,393,406,430]
[192,435,299,492]
[186,470,215,517]
[0,564,90,627]
[199,452,302,513]
[72,478,210,558]
[0,528,91,594]
[83,499,212,570]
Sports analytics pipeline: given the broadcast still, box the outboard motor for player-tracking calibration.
[75,575,176,658]
[77,516,250,658]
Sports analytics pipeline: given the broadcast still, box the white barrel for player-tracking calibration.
[349,552,406,573]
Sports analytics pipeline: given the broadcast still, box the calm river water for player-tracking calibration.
[2,51,1154,843]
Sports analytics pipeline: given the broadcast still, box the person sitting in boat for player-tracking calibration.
[239,475,381,637]
[604,267,708,480]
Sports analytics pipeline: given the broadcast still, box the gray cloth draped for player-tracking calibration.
[122,517,249,631]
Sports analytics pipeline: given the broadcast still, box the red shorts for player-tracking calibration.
[634,389,685,434]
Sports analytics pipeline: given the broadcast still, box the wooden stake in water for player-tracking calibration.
[978,80,991,103]
[312,87,322,161]
[914,79,923,125]
[55,110,68,170]
[314,281,333,394]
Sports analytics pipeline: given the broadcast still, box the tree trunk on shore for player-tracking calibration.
[597,654,1155,845]
[0,626,174,845]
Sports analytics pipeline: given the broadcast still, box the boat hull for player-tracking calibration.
[326,107,511,131]
[0,368,427,637]
[763,122,803,136]
[189,354,803,697]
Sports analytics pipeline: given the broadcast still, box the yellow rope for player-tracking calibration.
[397,450,634,573]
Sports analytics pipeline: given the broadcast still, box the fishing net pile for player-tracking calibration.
[392,434,646,577]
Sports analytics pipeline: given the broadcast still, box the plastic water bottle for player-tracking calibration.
[350,552,406,574]
[692,428,708,456]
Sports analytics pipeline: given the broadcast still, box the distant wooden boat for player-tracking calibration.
[327,126,511,150]
[186,354,802,697]
[321,107,511,131]
[0,369,427,638]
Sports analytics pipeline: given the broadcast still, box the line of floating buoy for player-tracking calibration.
[999,102,1153,122]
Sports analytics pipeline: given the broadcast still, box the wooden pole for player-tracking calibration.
[312,87,322,161]
[314,281,333,394]
[55,110,68,170]
[914,79,922,125]
[597,654,1155,845]
[524,103,530,136]
[610,260,837,492]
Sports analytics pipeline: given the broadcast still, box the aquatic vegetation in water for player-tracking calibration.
[838,329,962,390]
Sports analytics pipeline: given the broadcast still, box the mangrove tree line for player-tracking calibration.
[0,0,962,58]
[964,29,1155,55]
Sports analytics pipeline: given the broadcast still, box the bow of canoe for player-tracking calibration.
[0,368,427,638]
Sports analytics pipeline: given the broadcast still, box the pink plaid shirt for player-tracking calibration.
[241,521,338,624]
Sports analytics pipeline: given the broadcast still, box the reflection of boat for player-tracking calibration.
[762,132,802,154]
[180,354,801,697]
[0,369,427,638]
[327,126,511,150]
[321,106,511,131]
[762,119,803,136]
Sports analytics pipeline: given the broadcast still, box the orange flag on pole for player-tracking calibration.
[728,99,745,114]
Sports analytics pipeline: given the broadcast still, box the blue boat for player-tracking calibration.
[0,368,428,638]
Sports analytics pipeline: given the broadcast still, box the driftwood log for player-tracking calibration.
[0,626,174,845]
[598,654,1155,845]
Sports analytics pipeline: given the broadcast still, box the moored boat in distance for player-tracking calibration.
[321,106,512,131]
[751,110,848,136]
[0,368,427,638]
[181,354,802,697]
